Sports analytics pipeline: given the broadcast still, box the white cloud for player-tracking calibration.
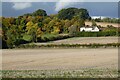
[54,0,119,11]
[12,2,32,10]
[55,0,83,11]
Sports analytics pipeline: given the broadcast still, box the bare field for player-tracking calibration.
[85,21,120,27]
[35,37,118,45]
[2,48,118,70]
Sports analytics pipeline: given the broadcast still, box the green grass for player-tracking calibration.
[1,69,118,78]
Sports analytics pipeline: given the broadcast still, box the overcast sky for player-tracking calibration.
[2,2,119,18]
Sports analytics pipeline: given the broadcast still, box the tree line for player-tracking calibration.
[91,17,120,23]
[2,7,90,48]
[2,7,120,49]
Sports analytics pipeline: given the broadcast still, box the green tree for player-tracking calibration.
[33,9,47,16]
[58,7,90,20]
[5,25,22,48]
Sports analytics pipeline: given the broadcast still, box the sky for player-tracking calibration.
[1,2,119,18]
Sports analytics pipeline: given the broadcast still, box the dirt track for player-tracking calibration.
[2,48,118,70]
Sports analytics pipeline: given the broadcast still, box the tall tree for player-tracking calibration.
[26,21,39,42]
[58,7,90,20]
[33,9,47,16]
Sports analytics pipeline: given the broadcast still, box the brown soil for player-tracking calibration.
[2,48,118,70]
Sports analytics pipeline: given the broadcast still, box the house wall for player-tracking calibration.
[92,27,100,32]
[84,28,93,32]
[80,27,85,31]
[80,27,99,32]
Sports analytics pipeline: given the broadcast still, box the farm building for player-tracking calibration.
[80,26,100,32]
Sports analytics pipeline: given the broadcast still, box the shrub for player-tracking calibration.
[23,35,33,42]
[37,34,73,42]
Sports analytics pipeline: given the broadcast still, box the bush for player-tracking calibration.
[37,34,73,42]
[23,35,33,42]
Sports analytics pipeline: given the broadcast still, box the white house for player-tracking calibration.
[91,16,106,19]
[80,26,100,32]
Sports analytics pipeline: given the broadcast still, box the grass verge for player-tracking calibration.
[1,69,118,78]
[16,43,120,49]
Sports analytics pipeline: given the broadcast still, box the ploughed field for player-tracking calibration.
[2,37,119,78]
[3,48,118,70]
[34,37,118,45]
[2,48,118,78]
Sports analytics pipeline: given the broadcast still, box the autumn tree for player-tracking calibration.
[71,16,85,32]
[69,25,78,35]
[26,21,43,42]
[5,25,22,48]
